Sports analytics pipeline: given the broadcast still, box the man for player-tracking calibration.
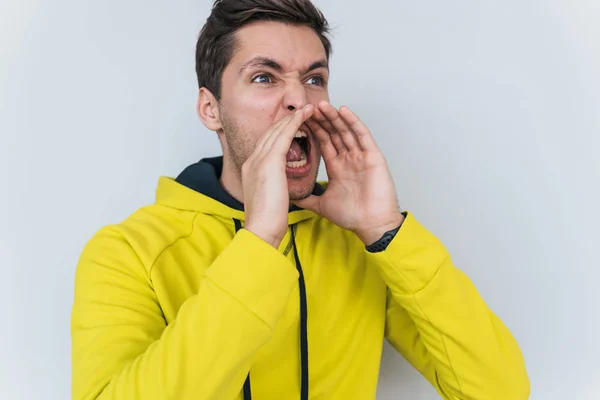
[71,0,529,399]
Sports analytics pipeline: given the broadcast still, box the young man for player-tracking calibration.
[71,1,529,399]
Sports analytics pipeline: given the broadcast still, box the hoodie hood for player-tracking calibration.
[155,156,325,224]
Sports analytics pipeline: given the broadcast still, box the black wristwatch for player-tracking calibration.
[365,213,407,253]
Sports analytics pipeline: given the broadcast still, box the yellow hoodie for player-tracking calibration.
[71,157,529,400]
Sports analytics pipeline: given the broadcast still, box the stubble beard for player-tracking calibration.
[220,105,252,180]
[288,184,316,201]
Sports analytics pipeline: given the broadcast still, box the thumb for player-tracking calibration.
[292,195,322,214]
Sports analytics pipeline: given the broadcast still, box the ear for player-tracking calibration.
[197,88,222,132]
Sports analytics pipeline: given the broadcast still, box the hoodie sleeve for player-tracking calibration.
[71,226,298,400]
[365,213,530,400]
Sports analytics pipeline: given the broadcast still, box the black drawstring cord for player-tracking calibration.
[291,224,310,400]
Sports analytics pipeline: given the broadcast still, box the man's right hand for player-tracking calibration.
[242,104,315,248]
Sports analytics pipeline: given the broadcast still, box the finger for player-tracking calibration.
[338,105,379,152]
[256,105,312,158]
[318,101,361,151]
[254,112,296,155]
[330,132,348,155]
[292,194,322,214]
[312,108,348,154]
[272,105,315,155]
[312,108,339,140]
[305,118,337,161]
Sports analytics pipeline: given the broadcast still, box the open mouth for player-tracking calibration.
[287,130,311,169]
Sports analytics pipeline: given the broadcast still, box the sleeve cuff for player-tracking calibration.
[365,212,449,295]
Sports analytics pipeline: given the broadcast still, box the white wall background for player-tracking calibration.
[1,0,599,399]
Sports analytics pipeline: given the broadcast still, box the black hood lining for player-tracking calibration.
[176,156,325,212]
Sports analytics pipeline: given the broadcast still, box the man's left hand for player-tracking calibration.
[293,101,405,245]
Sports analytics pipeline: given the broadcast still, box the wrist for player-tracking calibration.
[355,213,405,246]
[244,224,283,249]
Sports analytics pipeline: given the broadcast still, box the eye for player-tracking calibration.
[252,74,272,84]
[306,75,325,86]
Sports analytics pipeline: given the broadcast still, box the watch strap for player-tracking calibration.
[365,213,406,253]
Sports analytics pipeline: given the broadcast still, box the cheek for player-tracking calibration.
[230,94,280,142]
[239,91,273,108]
[308,90,330,105]
[240,95,279,124]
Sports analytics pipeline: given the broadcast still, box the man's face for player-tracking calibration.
[218,21,330,200]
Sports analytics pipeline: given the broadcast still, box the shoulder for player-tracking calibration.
[81,204,199,276]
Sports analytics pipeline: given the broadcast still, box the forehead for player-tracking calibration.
[231,21,327,70]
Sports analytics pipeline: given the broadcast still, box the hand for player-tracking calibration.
[293,101,405,245]
[242,104,315,248]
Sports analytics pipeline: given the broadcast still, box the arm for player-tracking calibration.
[71,226,298,400]
[294,102,529,400]
[369,213,529,399]
[72,105,318,399]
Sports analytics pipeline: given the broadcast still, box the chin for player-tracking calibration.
[287,177,318,201]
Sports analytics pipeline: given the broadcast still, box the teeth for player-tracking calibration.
[294,131,307,138]
[287,133,308,169]
[286,157,308,168]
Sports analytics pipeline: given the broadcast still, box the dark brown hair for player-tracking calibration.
[195,0,332,99]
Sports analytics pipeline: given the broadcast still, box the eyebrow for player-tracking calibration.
[239,56,329,75]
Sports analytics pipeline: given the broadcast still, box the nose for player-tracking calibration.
[283,82,308,112]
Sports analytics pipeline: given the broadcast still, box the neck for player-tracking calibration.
[219,155,245,205]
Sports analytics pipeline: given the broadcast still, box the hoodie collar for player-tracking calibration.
[176,157,245,211]
[155,156,325,224]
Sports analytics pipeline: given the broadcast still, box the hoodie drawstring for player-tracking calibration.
[234,219,309,400]
[291,224,310,400]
